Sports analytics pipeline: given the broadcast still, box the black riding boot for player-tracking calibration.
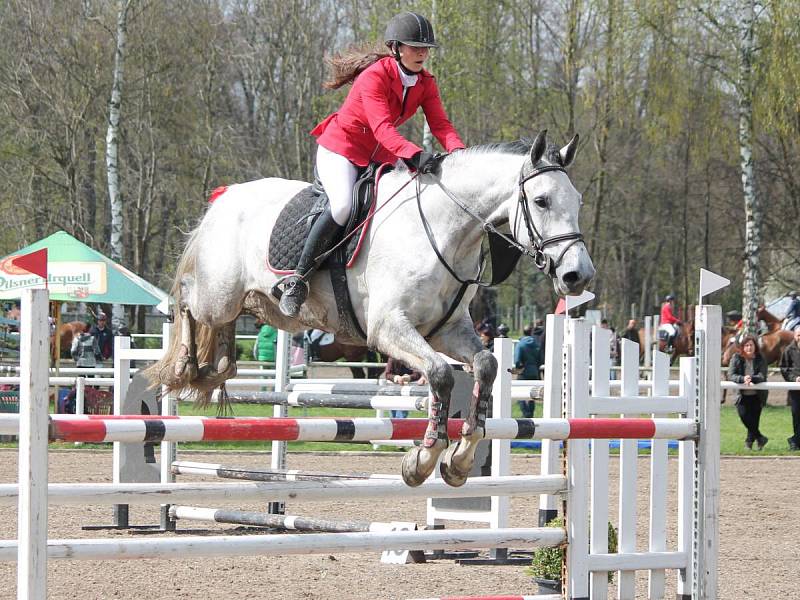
[278,207,342,317]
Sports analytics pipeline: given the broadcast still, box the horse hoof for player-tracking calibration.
[401,447,428,487]
[216,355,230,374]
[439,442,470,487]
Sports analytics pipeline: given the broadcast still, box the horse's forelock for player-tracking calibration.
[543,143,562,166]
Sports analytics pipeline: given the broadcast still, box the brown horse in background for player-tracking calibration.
[305,331,383,379]
[50,321,89,361]
[637,307,695,364]
[722,306,793,366]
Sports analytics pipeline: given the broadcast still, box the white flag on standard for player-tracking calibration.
[698,269,730,305]
[566,290,595,313]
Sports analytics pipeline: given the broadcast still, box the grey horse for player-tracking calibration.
[145,130,595,487]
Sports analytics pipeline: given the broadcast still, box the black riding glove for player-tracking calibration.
[404,151,437,174]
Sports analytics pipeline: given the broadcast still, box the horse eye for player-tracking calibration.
[534,196,549,209]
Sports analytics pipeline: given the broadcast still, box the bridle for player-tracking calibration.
[431,158,585,278]
[515,163,585,276]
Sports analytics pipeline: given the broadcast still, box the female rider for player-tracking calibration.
[278,11,466,318]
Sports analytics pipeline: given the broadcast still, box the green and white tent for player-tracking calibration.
[0,231,170,313]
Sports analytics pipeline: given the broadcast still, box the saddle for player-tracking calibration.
[268,163,392,340]
[267,163,390,273]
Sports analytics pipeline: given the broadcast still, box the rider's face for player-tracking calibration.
[398,44,429,73]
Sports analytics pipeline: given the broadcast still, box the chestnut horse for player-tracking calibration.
[637,308,695,364]
[50,321,89,361]
[305,331,383,379]
[722,307,794,366]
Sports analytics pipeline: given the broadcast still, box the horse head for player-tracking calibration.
[513,130,595,296]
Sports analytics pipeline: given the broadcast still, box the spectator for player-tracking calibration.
[253,321,278,363]
[620,319,639,345]
[782,291,800,331]
[514,324,542,418]
[89,312,113,361]
[531,319,545,352]
[5,302,20,331]
[384,357,426,418]
[728,334,768,450]
[496,324,510,338]
[478,323,495,351]
[71,330,101,368]
[779,328,800,451]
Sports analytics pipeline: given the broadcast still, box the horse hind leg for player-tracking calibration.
[173,301,198,384]
[440,349,497,487]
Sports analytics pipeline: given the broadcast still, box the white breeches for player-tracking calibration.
[316,144,358,227]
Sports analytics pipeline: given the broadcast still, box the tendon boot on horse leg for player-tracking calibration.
[174,303,198,383]
[440,350,497,487]
[401,361,454,487]
[278,206,343,318]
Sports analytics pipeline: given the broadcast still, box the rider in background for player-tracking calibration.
[782,291,800,331]
[659,294,682,352]
[278,11,466,318]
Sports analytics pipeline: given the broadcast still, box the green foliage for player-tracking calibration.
[526,517,619,582]
[526,517,566,581]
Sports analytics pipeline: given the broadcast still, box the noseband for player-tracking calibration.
[517,163,585,276]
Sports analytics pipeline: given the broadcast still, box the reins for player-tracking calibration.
[313,171,420,267]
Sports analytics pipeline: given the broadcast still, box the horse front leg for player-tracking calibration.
[429,315,497,487]
[369,311,454,487]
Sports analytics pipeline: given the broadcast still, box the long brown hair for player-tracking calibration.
[739,334,761,358]
[323,42,392,90]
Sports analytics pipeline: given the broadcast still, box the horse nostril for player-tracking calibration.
[563,271,580,285]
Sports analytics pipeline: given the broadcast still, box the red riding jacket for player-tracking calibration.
[660,302,681,325]
[311,57,465,167]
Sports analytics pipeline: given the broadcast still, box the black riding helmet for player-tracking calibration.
[385,12,438,48]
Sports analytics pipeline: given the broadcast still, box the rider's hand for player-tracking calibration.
[404,151,437,174]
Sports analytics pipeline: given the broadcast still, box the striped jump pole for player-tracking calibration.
[171,461,403,482]
[220,391,426,411]
[0,527,566,562]
[0,415,699,443]
[169,505,402,533]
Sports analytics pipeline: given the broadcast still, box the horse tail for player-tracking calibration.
[144,227,211,395]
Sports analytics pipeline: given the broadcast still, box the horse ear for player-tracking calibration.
[559,133,579,167]
[530,130,547,164]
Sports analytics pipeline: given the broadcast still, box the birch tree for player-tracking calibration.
[106,0,132,329]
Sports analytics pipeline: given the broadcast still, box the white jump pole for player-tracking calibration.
[538,313,563,526]
[0,527,566,562]
[18,288,50,600]
[0,475,568,506]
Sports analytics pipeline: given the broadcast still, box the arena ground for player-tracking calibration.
[0,450,797,599]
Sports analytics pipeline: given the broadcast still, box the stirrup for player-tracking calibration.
[270,274,305,301]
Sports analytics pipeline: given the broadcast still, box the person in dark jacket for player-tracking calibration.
[89,312,113,360]
[779,328,800,451]
[514,324,542,418]
[728,334,769,450]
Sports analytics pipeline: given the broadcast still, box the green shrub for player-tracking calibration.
[526,517,619,582]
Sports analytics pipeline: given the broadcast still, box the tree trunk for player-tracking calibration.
[738,0,761,335]
[106,0,132,330]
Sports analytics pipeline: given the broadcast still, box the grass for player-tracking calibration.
[2,399,797,455]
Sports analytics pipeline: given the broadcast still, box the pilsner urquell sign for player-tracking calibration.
[0,257,107,299]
